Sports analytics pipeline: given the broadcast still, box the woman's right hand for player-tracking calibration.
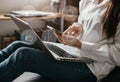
[63,25,82,38]
[61,24,82,45]
[54,24,82,45]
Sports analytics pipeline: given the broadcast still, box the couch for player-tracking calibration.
[13,72,54,82]
[13,67,120,82]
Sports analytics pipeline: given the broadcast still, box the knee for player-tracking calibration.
[10,41,25,47]
[14,47,32,58]
[13,47,47,62]
[10,41,32,48]
[14,47,39,61]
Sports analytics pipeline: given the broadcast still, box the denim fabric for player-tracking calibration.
[0,41,97,82]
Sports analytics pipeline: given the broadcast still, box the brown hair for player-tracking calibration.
[103,0,120,39]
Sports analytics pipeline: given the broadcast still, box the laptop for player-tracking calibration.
[9,14,93,63]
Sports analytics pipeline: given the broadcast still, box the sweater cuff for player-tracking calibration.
[81,41,96,50]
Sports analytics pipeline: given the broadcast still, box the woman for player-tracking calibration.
[0,0,120,82]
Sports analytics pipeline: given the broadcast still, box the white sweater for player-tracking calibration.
[47,0,120,81]
[78,0,120,81]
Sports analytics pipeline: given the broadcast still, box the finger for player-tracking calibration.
[63,25,73,34]
[54,32,61,38]
[54,32,64,43]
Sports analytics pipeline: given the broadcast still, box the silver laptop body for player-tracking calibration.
[10,14,93,62]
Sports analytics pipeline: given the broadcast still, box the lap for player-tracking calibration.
[18,47,96,82]
[0,44,96,82]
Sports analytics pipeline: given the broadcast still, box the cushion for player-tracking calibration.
[101,66,120,82]
[13,72,54,82]
[13,67,120,82]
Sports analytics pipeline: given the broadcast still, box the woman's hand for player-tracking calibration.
[63,24,82,37]
[54,24,82,48]
[62,35,82,48]
[62,24,82,47]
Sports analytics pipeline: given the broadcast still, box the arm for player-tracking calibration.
[80,23,120,65]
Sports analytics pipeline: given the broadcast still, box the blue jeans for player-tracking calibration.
[0,41,97,82]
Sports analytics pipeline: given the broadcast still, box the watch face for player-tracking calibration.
[41,29,57,42]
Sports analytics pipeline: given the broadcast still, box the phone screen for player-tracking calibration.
[47,25,62,34]
[47,25,62,40]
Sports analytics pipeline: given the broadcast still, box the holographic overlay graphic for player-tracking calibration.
[61,6,78,21]
[41,29,57,42]
[21,5,37,21]
[41,5,58,22]
[21,29,37,44]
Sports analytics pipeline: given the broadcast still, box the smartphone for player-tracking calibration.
[47,25,62,36]
[47,25,63,42]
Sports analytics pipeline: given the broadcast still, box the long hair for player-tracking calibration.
[103,0,120,39]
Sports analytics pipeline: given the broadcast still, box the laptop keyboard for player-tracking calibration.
[46,44,76,58]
